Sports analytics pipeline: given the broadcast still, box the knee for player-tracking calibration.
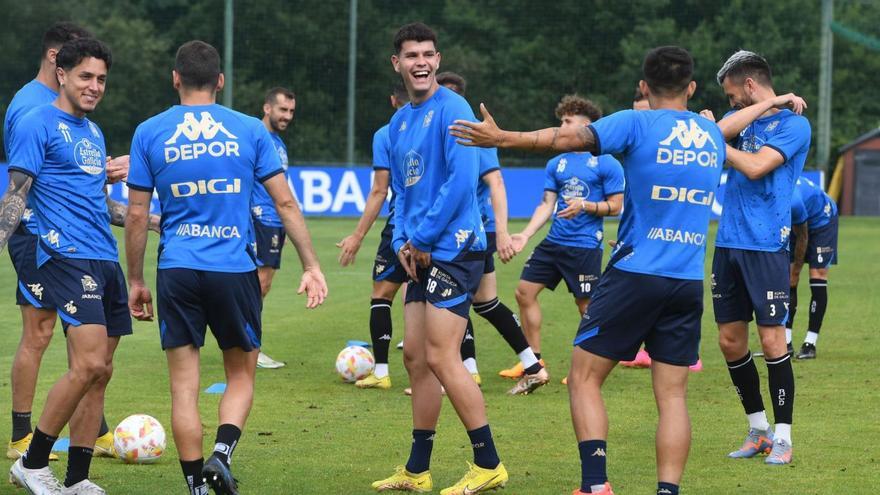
[424,350,446,377]
[758,330,784,352]
[514,287,531,306]
[718,331,742,356]
[403,349,425,376]
[71,360,111,386]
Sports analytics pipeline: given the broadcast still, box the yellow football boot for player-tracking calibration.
[356,373,392,390]
[372,466,433,492]
[93,431,116,458]
[440,462,508,495]
[7,433,59,461]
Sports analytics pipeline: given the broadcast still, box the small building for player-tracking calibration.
[839,128,880,216]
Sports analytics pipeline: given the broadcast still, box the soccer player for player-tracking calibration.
[371,23,508,494]
[451,45,728,495]
[337,83,410,390]
[787,176,838,359]
[2,37,131,494]
[711,50,810,466]
[500,95,623,390]
[125,41,327,495]
[250,86,296,369]
[436,71,546,396]
[2,21,127,462]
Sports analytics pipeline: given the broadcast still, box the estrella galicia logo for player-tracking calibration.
[404,149,425,187]
[561,177,589,200]
[74,138,104,175]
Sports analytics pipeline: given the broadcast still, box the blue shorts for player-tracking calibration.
[712,247,790,326]
[574,266,703,366]
[791,216,838,269]
[8,232,54,309]
[157,269,263,351]
[373,221,407,284]
[520,239,602,298]
[253,218,285,270]
[40,258,132,336]
[482,232,497,275]
[405,253,485,318]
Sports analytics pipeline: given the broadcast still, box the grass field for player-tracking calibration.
[0,217,878,494]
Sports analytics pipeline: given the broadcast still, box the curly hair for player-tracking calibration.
[554,94,602,122]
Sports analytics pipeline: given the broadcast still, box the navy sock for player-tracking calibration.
[11,411,32,442]
[766,354,795,424]
[578,439,607,492]
[405,429,435,473]
[370,298,393,364]
[180,458,206,494]
[460,318,476,361]
[22,427,56,469]
[212,424,241,467]
[808,279,828,334]
[726,352,765,415]
[98,415,110,437]
[657,481,679,495]
[467,424,500,469]
[64,446,93,487]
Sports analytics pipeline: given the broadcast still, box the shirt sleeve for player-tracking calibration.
[791,187,807,225]
[543,158,558,192]
[763,116,811,164]
[600,155,625,196]
[372,127,391,171]
[254,123,284,182]
[588,110,638,156]
[389,119,407,254]
[6,113,48,178]
[126,124,154,191]
[479,148,501,178]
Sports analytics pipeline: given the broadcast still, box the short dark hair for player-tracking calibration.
[436,71,466,96]
[555,94,602,122]
[174,40,221,90]
[392,81,409,103]
[265,86,295,105]
[55,38,112,72]
[642,46,694,97]
[633,87,646,102]
[393,22,437,54]
[41,22,92,58]
[716,50,772,86]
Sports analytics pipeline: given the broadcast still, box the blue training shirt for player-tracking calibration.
[791,177,836,230]
[7,104,118,266]
[389,86,486,261]
[589,109,726,280]
[543,152,624,249]
[128,104,283,272]
[250,132,289,228]
[372,124,395,220]
[716,109,811,252]
[477,148,501,233]
[3,80,58,235]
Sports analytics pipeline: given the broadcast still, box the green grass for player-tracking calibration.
[0,217,878,494]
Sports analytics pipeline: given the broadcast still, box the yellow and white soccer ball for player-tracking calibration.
[335,346,375,382]
[113,414,166,464]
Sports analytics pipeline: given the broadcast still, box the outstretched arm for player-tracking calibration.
[337,170,390,266]
[449,104,598,154]
[714,93,807,141]
[0,171,33,251]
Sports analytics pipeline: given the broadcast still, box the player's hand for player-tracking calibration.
[607,239,618,248]
[771,93,807,114]
[557,198,586,219]
[510,233,529,254]
[128,283,154,321]
[106,154,130,184]
[449,103,503,148]
[398,241,419,282]
[699,109,716,122]
[336,234,363,267]
[298,268,328,309]
[411,244,432,268]
[148,214,161,233]
[496,231,516,263]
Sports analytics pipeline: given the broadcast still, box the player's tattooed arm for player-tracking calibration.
[450,104,598,153]
[0,171,33,251]
[106,196,128,227]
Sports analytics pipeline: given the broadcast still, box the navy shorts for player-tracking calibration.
[712,247,790,326]
[157,269,263,351]
[253,218,285,270]
[574,267,703,366]
[791,216,838,269]
[405,253,485,318]
[8,232,54,309]
[520,239,602,298]
[483,232,497,274]
[373,222,407,284]
[40,258,132,336]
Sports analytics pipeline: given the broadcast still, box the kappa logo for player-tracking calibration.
[252,206,263,218]
[379,334,391,341]
[42,230,60,248]
[591,448,606,457]
[440,288,452,297]
[165,112,237,144]
[58,122,72,143]
[660,119,718,149]
[81,275,98,292]
[399,120,408,132]
[27,283,43,300]
[657,119,720,168]
[658,489,673,495]
[64,301,77,315]
[375,264,386,274]
[780,225,791,243]
[423,110,434,128]
[164,112,240,163]
[556,157,567,173]
[588,156,599,168]
[22,209,33,222]
[455,229,472,248]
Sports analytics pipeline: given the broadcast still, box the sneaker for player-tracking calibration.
[689,358,703,372]
[499,359,545,380]
[728,427,774,458]
[61,479,106,494]
[765,438,793,465]
[371,466,432,492]
[572,482,615,494]
[397,340,404,350]
[9,458,63,494]
[256,351,286,369]
[93,431,116,458]
[508,367,550,395]
[7,433,59,461]
[202,454,239,495]
[440,462,508,495]
[796,342,816,360]
[356,373,392,390]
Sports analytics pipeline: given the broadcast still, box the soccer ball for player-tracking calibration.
[335,346,374,382]
[113,414,166,464]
